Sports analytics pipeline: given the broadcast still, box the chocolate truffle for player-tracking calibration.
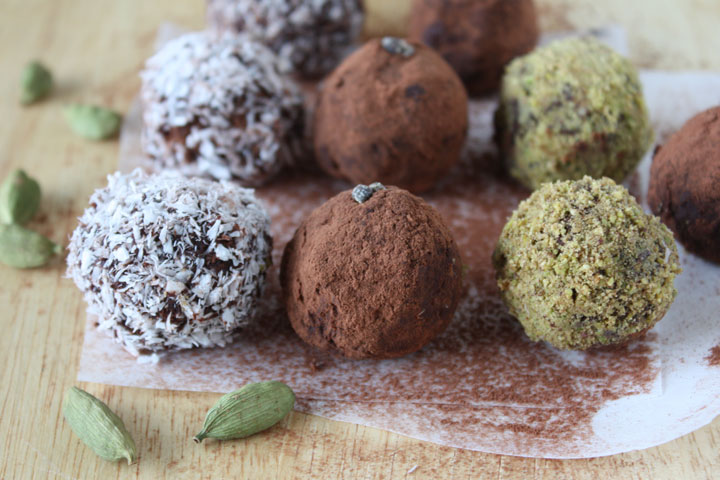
[66,169,273,357]
[492,176,681,350]
[206,0,364,78]
[649,107,720,263]
[281,185,463,359]
[408,0,539,96]
[313,38,468,193]
[495,37,653,191]
[140,31,304,185]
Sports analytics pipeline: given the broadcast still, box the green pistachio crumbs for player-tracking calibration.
[492,176,681,350]
[496,37,654,190]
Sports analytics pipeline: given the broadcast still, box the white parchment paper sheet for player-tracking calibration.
[76,25,720,458]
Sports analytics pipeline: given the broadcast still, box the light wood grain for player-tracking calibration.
[1,0,719,478]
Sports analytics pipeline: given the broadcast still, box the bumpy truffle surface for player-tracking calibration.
[649,107,720,264]
[314,38,468,193]
[67,169,273,356]
[140,31,304,185]
[495,37,653,191]
[281,186,463,359]
[206,0,364,78]
[492,176,680,350]
[408,0,539,96]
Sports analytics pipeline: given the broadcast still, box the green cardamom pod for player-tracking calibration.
[0,169,41,225]
[0,224,61,268]
[63,104,122,140]
[20,61,53,105]
[63,387,137,465]
[194,381,295,443]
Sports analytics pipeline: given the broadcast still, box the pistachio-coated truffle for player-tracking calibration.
[648,106,720,264]
[281,186,463,359]
[495,37,653,190]
[313,38,468,193]
[493,176,680,350]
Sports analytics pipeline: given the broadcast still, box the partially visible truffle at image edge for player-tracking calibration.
[280,185,463,359]
[206,0,364,78]
[648,106,720,264]
[408,0,539,96]
[313,37,468,193]
[66,169,273,358]
[492,176,681,350]
[140,31,304,186]
[495,37,653,191]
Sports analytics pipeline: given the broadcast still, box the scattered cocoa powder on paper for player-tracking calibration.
[239,141,660,455]
[86,94,663,457]
[705,345,720,367]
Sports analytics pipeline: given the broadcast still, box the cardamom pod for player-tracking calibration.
[0,224,61,268]
[20,61,53,105]
[0,169,41,225]
[63,387,137,465]
[63,104,122,140]
[194,381,295,443]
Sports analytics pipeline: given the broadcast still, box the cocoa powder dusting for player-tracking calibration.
[648,106,720,264]
[313,38,468,193]
[408,0,540,96]
[705,345,720,367]
[281,186,463,359]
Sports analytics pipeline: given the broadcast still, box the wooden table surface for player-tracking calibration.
[1,0,719,478]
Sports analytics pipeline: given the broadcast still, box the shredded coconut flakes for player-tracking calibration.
[140,31,304,185]
[67,169,273,357]
[206,0,364,77]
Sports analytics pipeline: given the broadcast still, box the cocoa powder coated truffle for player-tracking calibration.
[495,37,653,190]
[649,106,720,264]
[408,0,539,96]
[66,169,273,357]
[313,38,468,193]
[140,31,304,185]
[493,176,681,350]
[206,0,364,78]
[281,186,463,359]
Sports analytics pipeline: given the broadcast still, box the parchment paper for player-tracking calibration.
[76,25,720,458]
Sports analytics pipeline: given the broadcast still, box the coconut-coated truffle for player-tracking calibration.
[66,169,273,357]
[408,0,539,96]
[649,107,720,264]
[206,0,364,78]
[492,176,680,350]
[281,185,463,359]
[314,37,468,193]
[140,31,304,185]
[495,37,653,191]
